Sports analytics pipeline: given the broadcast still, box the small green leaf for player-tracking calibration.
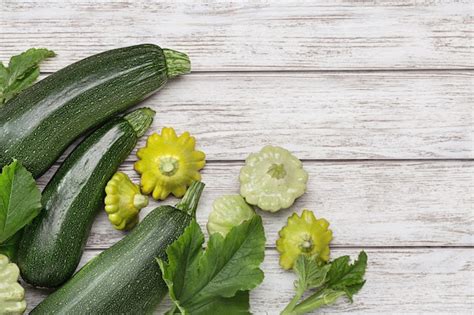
[0,48,55,105]
[294,255,331,291]
[0,160,42,242]
[159,216,266,315]
[326,251,367,298]
[343,280,366,300]
[283,251,368,315]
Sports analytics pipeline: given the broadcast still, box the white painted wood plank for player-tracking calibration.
[37,161,474,247]
[23,248,474,314]
[2,1,473,71]
[38,71,474,160]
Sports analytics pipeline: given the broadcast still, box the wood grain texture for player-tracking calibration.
[37,160,474,248]
[23,248,474,314]
[38,71,474,160]
[2,0,473,72]
[4,1,473,313]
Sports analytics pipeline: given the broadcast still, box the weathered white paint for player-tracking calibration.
[37,161,474,248]
[2,1,473,71]
[24,248,474,314]
[36,71,474,160]
[4,0,473,313]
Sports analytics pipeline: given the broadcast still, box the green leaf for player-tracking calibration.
[181,290,250,315]
[294,255,331,292]
[283,251,368,315]
[0,160,42,242]
[0,64,7,88]
[0,232,22,262]
[326,251,367,299]
[157,221,204,314]
[163,291,250,315]
[159,216,266,315]
[0,48,55,105]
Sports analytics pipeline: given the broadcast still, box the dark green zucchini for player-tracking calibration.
[17,108,155,288]
[0,44,190,178]
[31,181,205,314]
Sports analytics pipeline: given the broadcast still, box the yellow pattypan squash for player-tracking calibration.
[135,127,206,200]
[104,172,149,230]
[276,210,333,270]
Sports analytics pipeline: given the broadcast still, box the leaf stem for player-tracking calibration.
[292,290,346,315]
[280,286,305,315]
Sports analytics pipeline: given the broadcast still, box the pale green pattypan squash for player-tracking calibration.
[240,145,308,212]
[0,254,26,315]
[105,172,149,230]
[276,210,332,270]
[207,195,255,237]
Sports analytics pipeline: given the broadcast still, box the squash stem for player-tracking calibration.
[124,107,156,137]
[133,194,149,209]
[163,48,191,78]
[175,181,205,217]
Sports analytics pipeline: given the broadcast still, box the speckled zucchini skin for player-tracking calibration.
[18,117,138,288]
[0,44,168,178]
[31,206,192,314]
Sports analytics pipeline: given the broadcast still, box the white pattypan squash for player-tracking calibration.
[0,254,26,315]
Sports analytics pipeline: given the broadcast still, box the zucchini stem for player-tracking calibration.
[163,49,191,78]
[124,108,156,137]
[175,181,205,217]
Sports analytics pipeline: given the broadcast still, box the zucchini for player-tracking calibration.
[17,108,155,288]
[31,181,205,314]
[0,44,190,178]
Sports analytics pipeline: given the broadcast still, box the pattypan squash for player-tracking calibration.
[105,172,149,230]
[207,195,255,237]
[135,127,206,200]
[0,254,26,315]
[240,145,308,212]
[276,210,332,270]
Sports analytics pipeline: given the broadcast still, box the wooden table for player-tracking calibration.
[3,1,473,314]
